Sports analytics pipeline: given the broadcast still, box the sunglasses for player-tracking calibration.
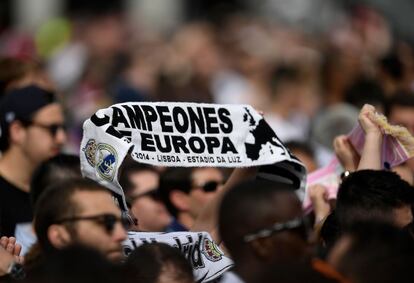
[193,181,223,193]
[22,120,66,137]
[243,217,308,242]
[56,213,131,234]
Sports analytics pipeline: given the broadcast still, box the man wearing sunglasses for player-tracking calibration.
[119,161,172,232]
[159,167,224,232]
[0,85,67,237]
[218,179,310,283]
[34,178,128,262]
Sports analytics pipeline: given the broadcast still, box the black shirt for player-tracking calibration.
[0,175,33,236]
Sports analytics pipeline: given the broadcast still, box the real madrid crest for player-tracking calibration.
[201,238,224,262]
[83,139,118,181]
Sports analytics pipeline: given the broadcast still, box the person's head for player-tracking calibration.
[336,170,414,229]
[285,141,317,173]
[269,65,302,107]
[0,84,66,163]
[159,167,223,226]
[328,221,414,283]
[27,245,122,283]
[30,153,81,209]
[124,242,194,283]
[34,178,128,261]
[385,91,414,135]
[344,77,386,112]
[219,179,308,268]
[119,161,171,232]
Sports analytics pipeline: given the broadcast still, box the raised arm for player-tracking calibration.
[357,104,383,170]
[333,135,359,172]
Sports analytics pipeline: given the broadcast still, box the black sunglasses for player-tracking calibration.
[243,217,308,242]
[193,181,223,193]
[22,120,66,137]
[56,213,131,234]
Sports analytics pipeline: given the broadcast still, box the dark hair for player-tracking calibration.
[118,159,159,196]
[34,178,110,253]
[336,170,414,228]
[384,91,414,116]
[269,65,301,98]
[124,242,194,283]
[380,51,404,81]
[319,211,341,257]
[344,77,386,110]
[335,221,414,283]
[30,154,81,209]
[27,245,121,283]
[285,141,315,160]
[159,167,194,217]
[218,179,300,261]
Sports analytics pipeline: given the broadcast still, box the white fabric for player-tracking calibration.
[219,271,245,283]
[124,231,233,282]
[14,223,36,255]
[80,102,306,210]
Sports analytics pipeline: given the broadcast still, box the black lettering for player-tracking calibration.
[222,137,238,153]
[205,137,220,153]
[91,113,110,126]
[188,137,205,153]
[112,107,130,128]
[218,108,233,133]
[191,234,204,269]
[141,133,156,152]
[141,105,158,131]
[118,130,132,141]
[130,238,138,249]
[172,107,189,133]
[122,105,147,130]
[123,247,132,256]
[173,237,182,250]
[106,126,124,139]
[154,135,172,153]
[203,107,219,134]
[188,107,205,134]
[156,106,173,133]
[171,135,190,153]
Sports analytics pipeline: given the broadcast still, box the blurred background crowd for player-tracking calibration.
[2,0,414,158]
[3,1,414,282]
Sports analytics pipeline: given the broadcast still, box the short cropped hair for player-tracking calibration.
[118,159,159,196]
[30,154,81,209]
[385,91,414,117]
[218,179,299,260]
[336,170,414,227]
[159,167,194,217]
[34,178,110,253]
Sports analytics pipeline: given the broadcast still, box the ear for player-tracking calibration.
[47,224,72,249]
[170,190,190,212]
[250,238,275,261]
[9,121,27,145]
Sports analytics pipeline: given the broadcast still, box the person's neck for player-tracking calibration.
[177,213,194,230]
[0,148,36,192]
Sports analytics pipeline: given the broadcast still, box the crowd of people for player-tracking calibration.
[1,2,414,283]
